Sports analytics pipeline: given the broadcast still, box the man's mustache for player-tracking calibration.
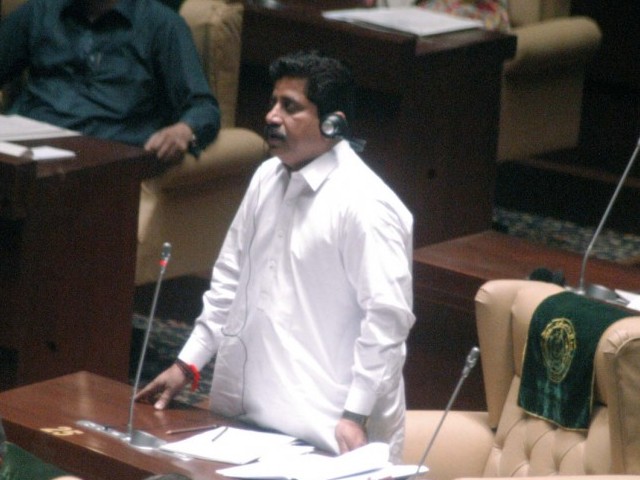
[264,124,286,141]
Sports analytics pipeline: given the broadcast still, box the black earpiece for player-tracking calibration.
[320,113,349,139]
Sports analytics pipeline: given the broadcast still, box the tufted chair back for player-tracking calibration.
[404,279,640,479]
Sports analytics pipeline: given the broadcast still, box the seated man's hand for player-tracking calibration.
[144,122,194,163]
[335,417,368,454]
[134,363,190,410]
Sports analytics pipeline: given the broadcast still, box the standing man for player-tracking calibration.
[0,0,220,162]
[137,51,415,462]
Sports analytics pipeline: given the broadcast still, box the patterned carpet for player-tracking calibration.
[133,206,640,404]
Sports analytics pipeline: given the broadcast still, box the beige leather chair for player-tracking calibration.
[498,0,602,161]
[1,0,266,285]
[136,0,266,284]
[404,279,640,478]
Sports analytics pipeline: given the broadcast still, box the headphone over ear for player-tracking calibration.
[320,113,349,139]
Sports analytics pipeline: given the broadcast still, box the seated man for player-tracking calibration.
[0,0,220,162]
[136,51,415,463]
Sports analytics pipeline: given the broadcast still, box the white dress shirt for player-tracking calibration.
[179,140,415,460]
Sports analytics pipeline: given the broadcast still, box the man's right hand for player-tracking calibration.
[134,363,190,410]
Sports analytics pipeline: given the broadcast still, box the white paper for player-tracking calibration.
[323,7,482,37]
[615,289,640,312]
[159,426,298,464]
[0,114,79,141]
[0,141,75,160]
[29,145,76,160]
[0,141,30,157]
[217,442,401,480]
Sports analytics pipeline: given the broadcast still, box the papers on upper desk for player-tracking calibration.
[217,442,428,480]
[323,7,482,37]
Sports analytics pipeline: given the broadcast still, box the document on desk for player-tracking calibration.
[159,426,298,464]
[217,442,428,480]
[323,7,483,37]
[0,141,76,160]
[0,114,79,141]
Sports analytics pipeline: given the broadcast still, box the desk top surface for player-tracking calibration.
[0,135,155,179]
[414,230,640,293]
[0,372,231,480]
[241,0,516,94]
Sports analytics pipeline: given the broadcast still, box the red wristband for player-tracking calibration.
[187,363,200,392]
[175,359,200,391]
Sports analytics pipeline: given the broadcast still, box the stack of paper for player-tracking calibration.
[159,426,298,464]
[323,7,482,37]
[217,442,428,480]
[0,114,79,142]
[0,141,76,160]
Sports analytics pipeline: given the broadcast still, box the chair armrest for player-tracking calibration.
[403,410,493,480]
[146,128,265,192]
[504,16,601,77]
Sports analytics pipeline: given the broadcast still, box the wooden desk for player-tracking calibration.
[0,372,228,480]
[0,136,157,388]
[404,230,640,411]
[238,1,517,247]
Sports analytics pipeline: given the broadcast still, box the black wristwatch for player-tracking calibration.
[342,410,368,428]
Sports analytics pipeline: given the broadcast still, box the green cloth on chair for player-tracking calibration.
[0,443,68,480]
[518,291,629,430]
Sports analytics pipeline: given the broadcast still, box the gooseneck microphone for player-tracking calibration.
[77,242,171,451]
[126,242,172,448]
[576,134,640,299]
[411,346,480,478]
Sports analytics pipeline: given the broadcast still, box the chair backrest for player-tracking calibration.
[179,0,243,129]
[475,279,640,475]
[507,0,571,27]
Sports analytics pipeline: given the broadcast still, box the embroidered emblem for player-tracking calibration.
[540,317,577,383]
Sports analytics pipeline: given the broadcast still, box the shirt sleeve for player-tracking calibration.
[178,168,261,369]
[153,15,221,155]
[341,196,416,416]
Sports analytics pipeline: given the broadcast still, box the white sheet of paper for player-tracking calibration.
[30,146,76,160]
[0,114,79,141]
[159,426,298,465]
[217,442,396,480]
[323,7,482,37]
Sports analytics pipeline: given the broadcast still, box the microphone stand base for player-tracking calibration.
[566,283,628,306]
[76,420,166,451]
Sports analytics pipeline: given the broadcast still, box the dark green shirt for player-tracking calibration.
[0,0,220,153]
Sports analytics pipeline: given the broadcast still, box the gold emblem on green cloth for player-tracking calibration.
[540,317,577,383]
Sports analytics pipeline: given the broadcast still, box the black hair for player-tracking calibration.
[268,51,355,120]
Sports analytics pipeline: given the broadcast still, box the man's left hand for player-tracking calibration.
[144,122,194,163]
[335,418,368,454]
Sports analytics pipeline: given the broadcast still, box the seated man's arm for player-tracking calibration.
[148,14,221,162]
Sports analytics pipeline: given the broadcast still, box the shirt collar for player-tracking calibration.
[61,0,135,26]
[293,140,350,192]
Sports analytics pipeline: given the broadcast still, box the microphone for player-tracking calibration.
[77,242,172,451]
[411,346,480,477]
[126,242,172,449]
[575,134,640,301]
